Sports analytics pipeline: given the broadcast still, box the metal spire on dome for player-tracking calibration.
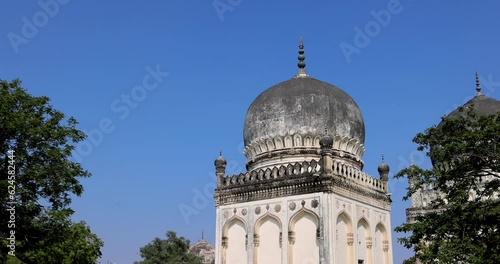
[381,153,385,162]
[296,37,308,78]
[475,72,483,96]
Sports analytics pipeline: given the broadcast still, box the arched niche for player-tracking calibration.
[253,213,282,264]
[356,217,372,264]
[222,216,248,264]
[288,208,320,264]
[374,222,389,264]
[335,212,354,264]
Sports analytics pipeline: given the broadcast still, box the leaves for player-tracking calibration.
[395,108,500,263]
[134,231,203,264]
[0,79,102,263]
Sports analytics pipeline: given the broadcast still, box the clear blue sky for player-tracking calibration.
[2,0,500,263]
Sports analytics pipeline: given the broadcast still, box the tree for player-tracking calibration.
[395,108,500,264]
[134,231,203,264]
[0,79,103,263]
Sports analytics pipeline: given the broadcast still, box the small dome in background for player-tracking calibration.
[441,73,500,123]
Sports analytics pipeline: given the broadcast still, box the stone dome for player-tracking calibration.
[244,77,365,146]
[242,39,365,170]
[439,73,500,125]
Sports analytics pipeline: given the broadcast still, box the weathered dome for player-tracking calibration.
[243,77,365,147]
[439,73,500,125]
[242,39,365,171]
[445,95,500,118]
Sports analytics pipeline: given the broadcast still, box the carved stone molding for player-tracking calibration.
[243,133,365,164]
[366,237,373,249]
[288,231,295,244]
[255,206,261,215]
[222,236,228,248]
[383,240,389,252]
[347,233,354,246]
[279,232,283,247]
[253,234,259,247]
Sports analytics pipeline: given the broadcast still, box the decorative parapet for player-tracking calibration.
[243,133,365,163]
[406,207,445,224]
[217,159,385,193]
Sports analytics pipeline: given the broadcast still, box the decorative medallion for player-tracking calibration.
[255,206,261,215]
[301,200,306,207]
[234,208,237,214]
[274,204,281,213]
[289,202,296,211]
[242,209,247,216]
[311,199,319,208]
[266,204,270,211]
[223,210,229,219]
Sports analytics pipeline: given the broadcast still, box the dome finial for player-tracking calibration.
[219,149,222,156]
[296,36,308,78]
[475,72,483,96]
[381,153,385,162]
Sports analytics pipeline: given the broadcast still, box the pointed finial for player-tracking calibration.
[324,125,328,135]
[202,230,204,240]
[296,37,308,78]
[475,72,482,96]
[410,154,414,165]
[381,153,385,162]
[219,149,222,156]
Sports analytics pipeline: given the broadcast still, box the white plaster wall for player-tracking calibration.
[215,191,393,264]
[291,213,319,264]
[335,214,351,264]
[255,217,281,264]
[329,193,392,264]
[225,220,247,264]
[374,224,388,264]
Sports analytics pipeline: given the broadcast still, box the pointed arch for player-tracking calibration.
[288,208,320,264]
[335,211,354,264]
[222,216,248,264]
[357,217,373,264]
[254,213,282,264]
[375,222,389,264]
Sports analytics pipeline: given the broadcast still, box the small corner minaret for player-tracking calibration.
[319,128,334,176]
[215,150,226,187]
[377,154,390,191]
[295,36,309,78]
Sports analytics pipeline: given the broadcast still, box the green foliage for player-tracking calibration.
[395,108,500,263]
[0,79,103,263]
[134,231,203,264]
